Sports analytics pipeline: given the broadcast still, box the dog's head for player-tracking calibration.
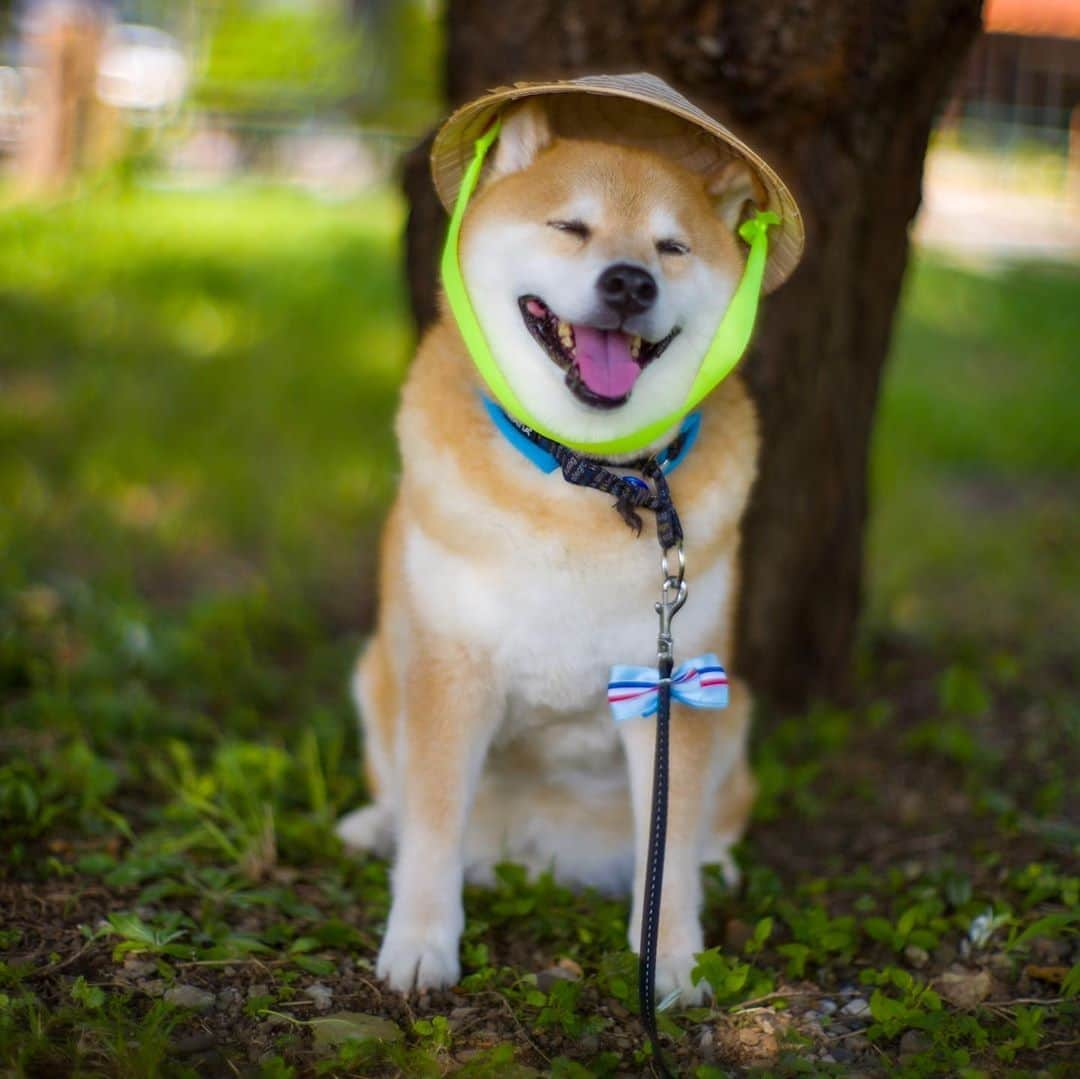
[459,100,761,450]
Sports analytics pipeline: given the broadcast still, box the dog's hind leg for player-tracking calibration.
[700,677,755,886]
[336,637,397,858]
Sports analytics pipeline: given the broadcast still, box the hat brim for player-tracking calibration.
[431,73,804,294]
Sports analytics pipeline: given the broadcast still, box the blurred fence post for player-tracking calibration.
[1070,103,1080,203]
[12,0,115,195]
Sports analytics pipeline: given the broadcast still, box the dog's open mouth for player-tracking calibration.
[518,296,679,410]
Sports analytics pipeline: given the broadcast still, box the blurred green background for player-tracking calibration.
[0,2,1078,1074]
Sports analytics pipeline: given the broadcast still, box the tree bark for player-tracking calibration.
[402,0,983,710]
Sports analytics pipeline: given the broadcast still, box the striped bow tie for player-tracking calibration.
[607,653,729,723]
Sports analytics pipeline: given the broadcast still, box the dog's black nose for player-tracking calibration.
[597,263,658,317]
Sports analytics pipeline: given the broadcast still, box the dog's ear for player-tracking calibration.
[706,159,764,232]
[489,100,553,179]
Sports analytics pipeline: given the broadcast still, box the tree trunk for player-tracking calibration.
[402,1,983,710]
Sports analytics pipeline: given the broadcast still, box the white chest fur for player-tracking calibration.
[402,459,735,719]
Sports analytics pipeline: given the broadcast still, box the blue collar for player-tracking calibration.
[482,398,701,476]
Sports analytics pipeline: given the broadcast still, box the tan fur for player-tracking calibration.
[339,128,762,1002]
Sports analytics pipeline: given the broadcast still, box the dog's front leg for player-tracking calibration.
[620,708,732,1005]
[377,639,502,993]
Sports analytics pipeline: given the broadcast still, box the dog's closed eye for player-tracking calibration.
[547,219,591,240]
[656,238,690,256]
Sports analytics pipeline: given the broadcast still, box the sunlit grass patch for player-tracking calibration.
[0,185,409,615]
[868,257,1080,654]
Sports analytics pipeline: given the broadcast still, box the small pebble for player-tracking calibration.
[900,1029,931,1057]
[216,987,242,1012]
[988,951,1014,976]
[938,968,992,1009]
[840,997,870,1018]
[736,1017,780,1060]
[164,984,215,1012]
[170,1032,216,1056]
[536,966,576,992]
[904,944,929,968]
[1030,936,1070,963]
[846,1033,871,1051]
[556,956,583,979]
[304,983,334,1011]
[247,983,270,1000]
[121,958,156,979]
[819,998,838,1015]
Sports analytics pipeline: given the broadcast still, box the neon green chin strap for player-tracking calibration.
[440,118,778,456]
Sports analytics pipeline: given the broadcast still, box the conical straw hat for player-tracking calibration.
[431,73,804,294]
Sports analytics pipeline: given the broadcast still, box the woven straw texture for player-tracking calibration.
[431,73,804,293]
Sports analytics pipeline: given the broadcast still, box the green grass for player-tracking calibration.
[1,186,1076,1077]
[868,256,1079,654]
[1,185,407,607]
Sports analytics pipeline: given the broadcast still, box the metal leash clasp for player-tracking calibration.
[656,543,687,663]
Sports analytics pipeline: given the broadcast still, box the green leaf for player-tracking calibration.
[897,906,919,938]
[294,955,336,976]
[938,666,991,716]
[70,975,105,1010]
[863,917,898,946]
[1012,910,1079,950]
[777,942,811,978]
[744,916,774,955]
[104,911,188,957]
[310,1012,403,1048]
[691,948,773,1006]
[869,988,908,1023]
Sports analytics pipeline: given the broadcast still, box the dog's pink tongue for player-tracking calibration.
[572,325,641,398]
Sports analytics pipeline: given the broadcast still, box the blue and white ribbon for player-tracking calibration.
[607,653,729,723]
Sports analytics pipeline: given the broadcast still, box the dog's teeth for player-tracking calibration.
[558,320,574,349]
[630,336,642,359]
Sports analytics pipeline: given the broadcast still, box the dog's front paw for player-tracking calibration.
[655,953,710,1007]
[377,926,460,993]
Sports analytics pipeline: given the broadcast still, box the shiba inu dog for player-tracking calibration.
[338,98,764,1005]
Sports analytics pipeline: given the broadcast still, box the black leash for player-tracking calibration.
[510,415,685,1078]
[639,646,676,1078]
